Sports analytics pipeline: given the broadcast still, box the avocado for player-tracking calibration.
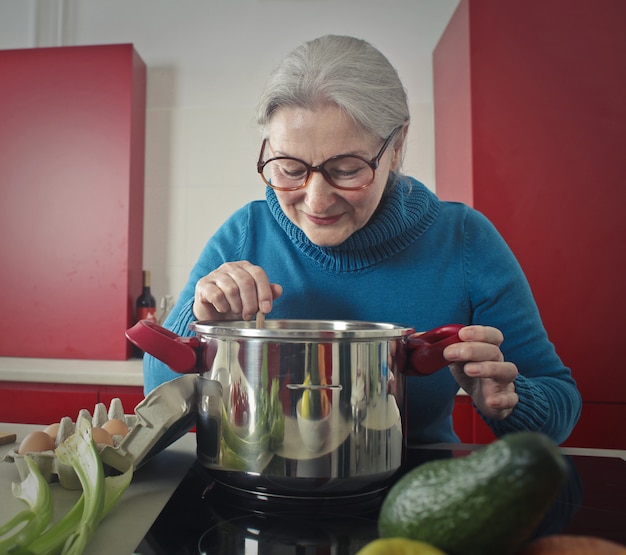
[378,432,569,555]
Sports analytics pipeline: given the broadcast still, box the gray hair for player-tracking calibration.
[256,35,410,141]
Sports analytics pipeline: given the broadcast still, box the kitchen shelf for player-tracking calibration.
[0,357,144,424]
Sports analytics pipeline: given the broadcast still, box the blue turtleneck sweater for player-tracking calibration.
[143,177,581,444]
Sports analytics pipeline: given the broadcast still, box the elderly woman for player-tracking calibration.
[144,35,581,445]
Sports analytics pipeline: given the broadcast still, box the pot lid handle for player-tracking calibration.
[125,320,200,373]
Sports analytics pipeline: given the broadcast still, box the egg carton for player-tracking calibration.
[3,374,197,489]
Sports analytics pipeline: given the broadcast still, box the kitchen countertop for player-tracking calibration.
[418,441,626,461]
[0,357,144,386]
[0,422,196,555]
[3,422,625,554]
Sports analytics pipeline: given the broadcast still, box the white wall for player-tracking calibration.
[0,0,459,309]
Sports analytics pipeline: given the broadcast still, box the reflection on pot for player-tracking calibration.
[296,397,331,452]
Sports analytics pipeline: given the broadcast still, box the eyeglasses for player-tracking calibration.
[257,127,400,191]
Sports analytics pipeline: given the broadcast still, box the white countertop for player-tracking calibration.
[0,357,144,387]
[414,442,626,461]
[0,423,197,555]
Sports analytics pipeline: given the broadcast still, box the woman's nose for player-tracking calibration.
[304,172,336,213]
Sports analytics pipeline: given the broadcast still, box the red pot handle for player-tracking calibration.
[125,320,201,373]
[406,324,464,376]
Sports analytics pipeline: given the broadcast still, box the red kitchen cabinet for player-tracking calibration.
[562,404,625,451]
[0,382,99,425]
[434,0,626,448]
[452,395,473,443]
[473,416,497,445]
[453,396,497,444]
[0,44,146,360]
[0,382,144,425]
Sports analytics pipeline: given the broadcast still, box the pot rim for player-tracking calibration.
[190,319,414,340]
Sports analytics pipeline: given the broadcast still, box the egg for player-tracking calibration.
[43,422,60,441]
[18,430,56,454]
[91,427,114,446]
[101,418,129,438]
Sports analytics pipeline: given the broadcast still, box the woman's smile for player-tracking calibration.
[305,212,343,226]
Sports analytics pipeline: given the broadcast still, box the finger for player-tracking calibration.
[458,325,504,346]
[481,386,519,419]
[217,262,268,320]
[193,274,240,319]
[242,264,275,315]
[193,261,256,318]
[269,283,283,305]
[192,297,223,321]
[462,361,518,383]
[444,341,504,364]
[486,389,518,410]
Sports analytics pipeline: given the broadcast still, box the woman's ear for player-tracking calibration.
[390,124,409,170]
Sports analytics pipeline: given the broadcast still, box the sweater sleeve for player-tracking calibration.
[482,373,582,444]
[142,204,253,394]
[461,208,582,444]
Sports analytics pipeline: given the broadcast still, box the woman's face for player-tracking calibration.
[265,105,403,247]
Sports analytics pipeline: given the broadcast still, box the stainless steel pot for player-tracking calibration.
[126,319,462,500]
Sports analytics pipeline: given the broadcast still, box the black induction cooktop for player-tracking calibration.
[134,446,626,554]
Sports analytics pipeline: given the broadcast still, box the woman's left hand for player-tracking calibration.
[445,325,519,420]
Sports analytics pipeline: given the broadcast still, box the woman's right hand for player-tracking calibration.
[192,261,283,321]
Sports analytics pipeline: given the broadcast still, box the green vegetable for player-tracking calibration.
[0,456,53,553]
[1,417,133,555]
[378,431,568,555]
[24,461,133,555]
[54,416,105,555]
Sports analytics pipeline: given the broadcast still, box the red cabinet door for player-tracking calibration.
[0,382,145,425]
[562,404,626,450]
[0,382,99,425]
[452,395,474,443]
[434,0,626,448]
[0,44,146,360]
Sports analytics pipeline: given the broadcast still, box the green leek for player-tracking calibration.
[0,456,53,553]
[24,466,133,555]
[1,416,133,555]
[53,416,105,555]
